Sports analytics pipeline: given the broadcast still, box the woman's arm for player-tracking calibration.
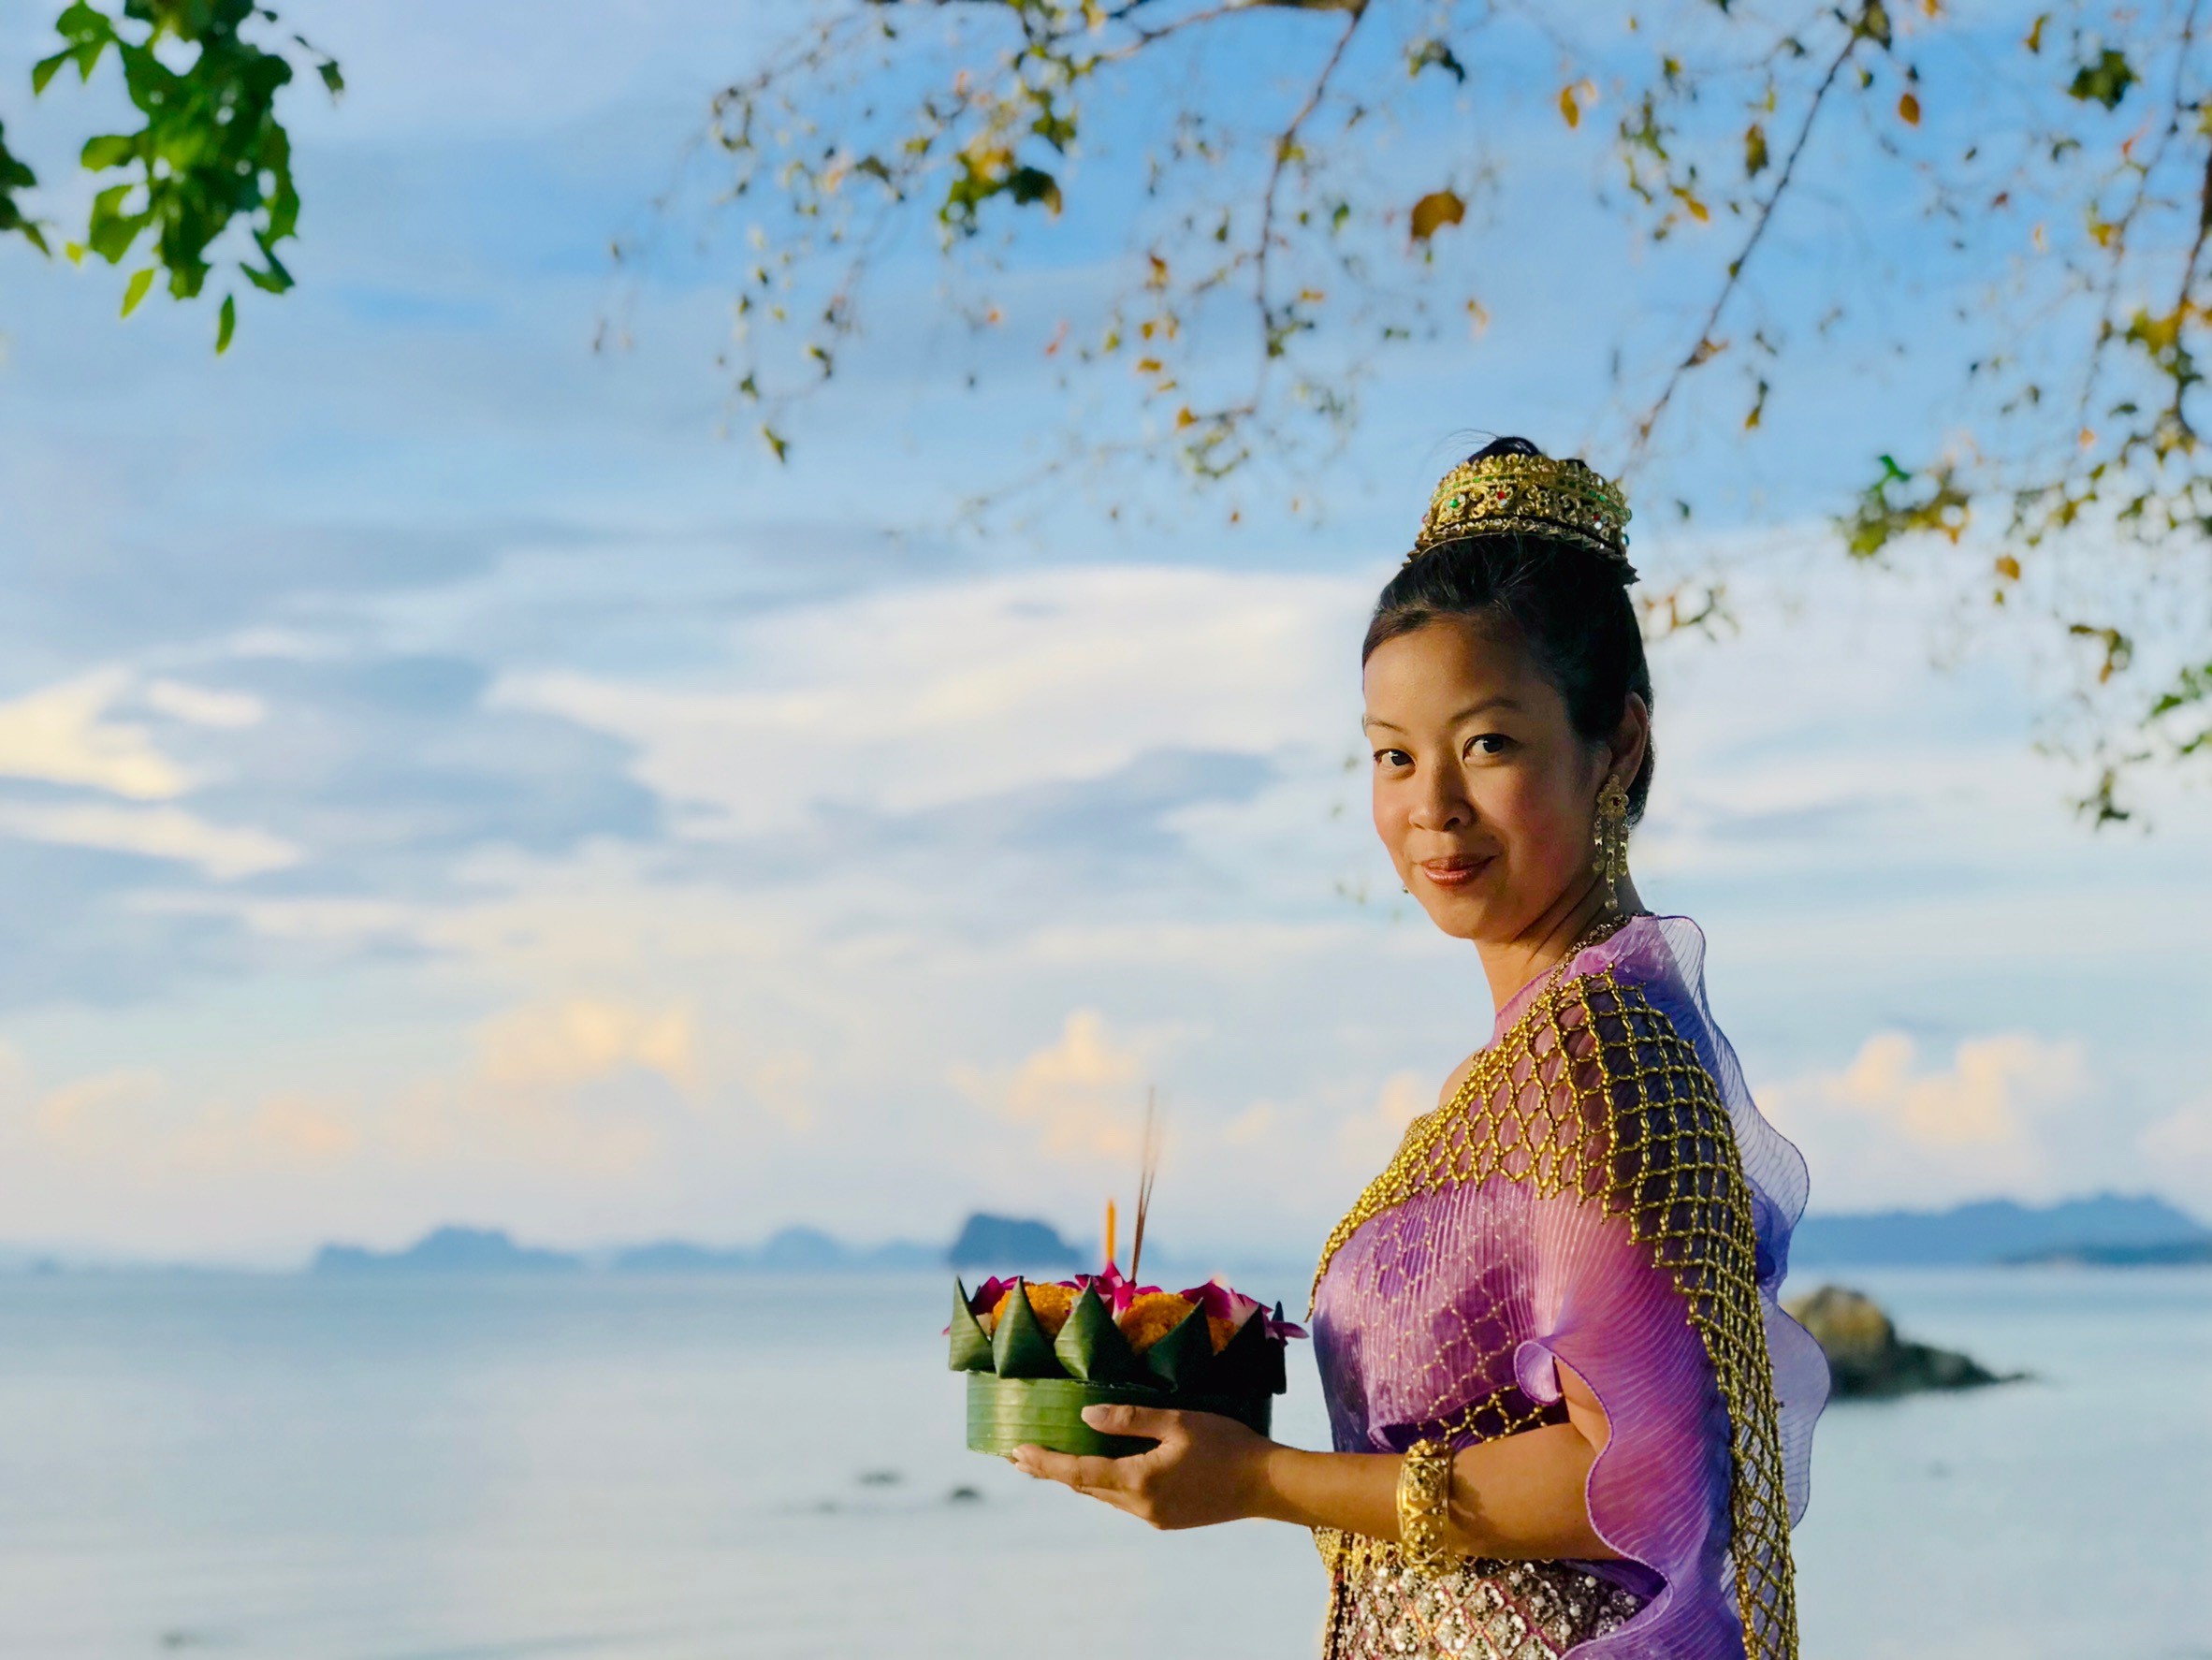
[1011,1362,1621,1561]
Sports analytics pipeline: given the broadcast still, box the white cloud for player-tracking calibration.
[476,997,701,1097]
[495,566,1368,837]
[1759,1031,2091,1210]
[1336,1070,1431,1173]
[144,678,267,730]
[0,801,301,879]
[0,670,189,799]
[956,1009,1155,1163]
[27,1067,358,1171]
[2137,1102,2212,1208]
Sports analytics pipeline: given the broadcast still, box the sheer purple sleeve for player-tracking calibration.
[1309,913,1826,1660]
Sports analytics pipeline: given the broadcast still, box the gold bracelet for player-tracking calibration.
[1395,1438,1457,1574]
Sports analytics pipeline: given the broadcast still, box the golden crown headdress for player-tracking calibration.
[1410,450,1636,579]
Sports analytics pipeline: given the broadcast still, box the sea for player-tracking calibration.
[0,1266,2204,1660]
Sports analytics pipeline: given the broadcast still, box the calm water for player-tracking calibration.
[0,1267,2204,1659]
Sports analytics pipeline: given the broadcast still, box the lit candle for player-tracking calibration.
[1104,1199,1117,1269]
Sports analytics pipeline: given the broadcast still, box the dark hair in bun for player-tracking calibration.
[1361,436,1655,823]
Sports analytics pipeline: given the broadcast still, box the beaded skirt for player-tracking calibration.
[1318,1535,1648,1660]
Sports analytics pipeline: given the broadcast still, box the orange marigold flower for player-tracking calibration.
[1117,1290,1197,1352]
[1206,1315,1236,1353]
[987,1281,1077,1339]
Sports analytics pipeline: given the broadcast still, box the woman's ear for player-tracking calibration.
[1608,692,1651,785]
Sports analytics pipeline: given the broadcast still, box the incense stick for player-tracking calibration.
[1128,1086,1159,1284]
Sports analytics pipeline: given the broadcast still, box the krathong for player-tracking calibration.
[951,1264,1305,1458]
[954,1094,1304,1458]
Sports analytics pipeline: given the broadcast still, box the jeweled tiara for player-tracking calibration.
[1409,451,1636,578]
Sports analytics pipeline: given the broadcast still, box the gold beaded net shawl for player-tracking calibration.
[1307,915,1827,1660]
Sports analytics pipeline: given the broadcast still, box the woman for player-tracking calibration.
[1012,438,1828,1659]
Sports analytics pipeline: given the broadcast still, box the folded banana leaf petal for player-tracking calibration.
[1055,1284,1145,1384]
[1142,1302,1216,1390]
[948,1279,994,1373]
[1208,1301,1285,1396]
[989,1275,1064,1379]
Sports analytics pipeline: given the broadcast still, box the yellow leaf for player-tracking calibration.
[1135,357,1163,373]
[1994,555,2021,580]
[1559,85,1581,127]
[2024,14,2045,52]
[1898,91,1921,125]
[1684,195,1710,224]
[1409,190,1465,242]
[1176,406,1196,429]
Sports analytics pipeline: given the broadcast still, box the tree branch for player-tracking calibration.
[1632,19,1864,451]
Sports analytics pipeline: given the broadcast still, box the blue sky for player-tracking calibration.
[0,3,2207,1263]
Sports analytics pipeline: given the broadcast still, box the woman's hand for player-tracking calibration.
[1010,1404,1275,1530]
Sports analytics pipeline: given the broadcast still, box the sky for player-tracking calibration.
[0,2,2207,1265]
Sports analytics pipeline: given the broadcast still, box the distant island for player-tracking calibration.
[25,1191,2211,1278]
[1789,1192,2209,1268]
[946,1213,1080,1269]
[610,1226,942,1274]
[308,1214,1085,1277]
[2002,1237,2212,1268]
[314,1226,585,1275]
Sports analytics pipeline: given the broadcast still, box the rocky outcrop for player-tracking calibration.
[947,1213,1080,1269]
[1783,1284,2022,1398]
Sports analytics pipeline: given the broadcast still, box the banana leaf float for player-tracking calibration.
[951,1269,1303,1458]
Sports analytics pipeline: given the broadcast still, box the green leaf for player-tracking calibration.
[965,1375,1162,1459]
[1408,38,1467,84]
[1142,1303,1216,1390]
[120,267,153,316]
[80,133,136,171]
[215,293,237,354]
[1054,1285,1144,1384]
[948,1280,994,1373]
[2068,48,2137,109]
[1208,1307,1287,1396]
[31,51,69,95]
[1005,166,1062,215]
[989,1278,1064,1379]
[317,59,344,97]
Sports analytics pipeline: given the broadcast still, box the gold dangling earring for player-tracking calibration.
[1593,774,1630,912]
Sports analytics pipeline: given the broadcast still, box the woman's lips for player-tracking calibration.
[1416,855,1492,889]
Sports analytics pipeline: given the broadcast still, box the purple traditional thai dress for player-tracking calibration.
[1309,914,1827,1660]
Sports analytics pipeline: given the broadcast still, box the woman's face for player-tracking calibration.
[1362,616,1621,944]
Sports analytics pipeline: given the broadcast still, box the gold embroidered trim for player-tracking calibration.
[1310,964,1797,1660]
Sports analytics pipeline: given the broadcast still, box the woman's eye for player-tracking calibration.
[1374,749,1412,768]
[1466,733,1512,757]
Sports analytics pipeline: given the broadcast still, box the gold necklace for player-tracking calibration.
[1536,907,1640,997]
